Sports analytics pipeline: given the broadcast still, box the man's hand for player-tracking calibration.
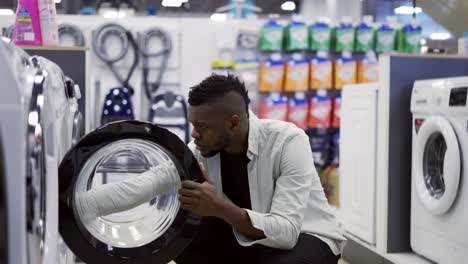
[178,163,226,217]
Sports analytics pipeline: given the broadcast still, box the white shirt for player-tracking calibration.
[188,113,346,254]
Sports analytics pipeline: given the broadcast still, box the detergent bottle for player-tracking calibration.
[310,51,333,90]
[13,0,42,45]
[376,16,397,53]
[260,17,284,52]
[309,16,332,52]
[398,18,422,53]
[13,0,59,46]
[334,16,355,52]
[355,15,375,52]
[284,15,308,51]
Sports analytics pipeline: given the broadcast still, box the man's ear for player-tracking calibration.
[229,115,241,129]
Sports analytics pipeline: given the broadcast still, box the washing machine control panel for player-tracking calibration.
[449,87,468,107]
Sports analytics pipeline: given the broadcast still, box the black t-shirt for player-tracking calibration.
[220,150,251,210]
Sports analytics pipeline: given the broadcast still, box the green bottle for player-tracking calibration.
[260,19,284,52]
[334,16,355,52]
[285,19,308,51]
[355,15,376,52]
[309,17,332,52]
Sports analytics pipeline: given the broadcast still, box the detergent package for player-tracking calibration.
[284,53,309,92]
[287,93,309,129]
[258,54,285,93]
[357,51,379,83]
[259,93,288,121]
[307,129,331,170]
[376,16,397,53]
[308,93,332,128]
[398,18,422,53]
[309,17,332,52]
[334,51,357,89]
[331,132,340,166]
[285,19,308,51]
[332,96,341,128]
[260,19,284,52]
[310,51,333,90]
[333,16,355,52]
[355,15,376,52]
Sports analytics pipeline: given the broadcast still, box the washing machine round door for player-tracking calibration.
[59,121,203,263]
[414,116,461,215]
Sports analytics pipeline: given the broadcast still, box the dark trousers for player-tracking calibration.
[175,217,340,264]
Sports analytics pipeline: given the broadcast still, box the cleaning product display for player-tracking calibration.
[307,129,331,170]
[355,16,376,53]
[287,93,309,129]
[259,19,283,52]
[357,51,379,83]
[334,51,357,89]
[284,19,308,51]
[284,53,309,92]
[92,23,139,125]
[333,16,355,52]
[309,17,332,52]
[310,51,333,90]
[258,53,284,93]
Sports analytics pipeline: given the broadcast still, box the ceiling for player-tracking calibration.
[0,0,301,15]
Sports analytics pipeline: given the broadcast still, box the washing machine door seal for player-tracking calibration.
[59,120,203,263]
[414,116,461,215]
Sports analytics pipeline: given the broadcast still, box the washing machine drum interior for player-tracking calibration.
[59,121,202,263]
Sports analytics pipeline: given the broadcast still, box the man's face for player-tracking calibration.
[188,104,232,157]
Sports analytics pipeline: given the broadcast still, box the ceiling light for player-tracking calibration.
[394,6,422,15]
[430,32,451,40]
[210,13,227,22]
[162,0,183,7]
[281,1,296,11]
[0,9,14,16]
[54,0,62,3]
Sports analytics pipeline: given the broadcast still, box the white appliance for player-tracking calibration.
[340,83,379,245]
[0,38,82,263]
[410,77,468,263]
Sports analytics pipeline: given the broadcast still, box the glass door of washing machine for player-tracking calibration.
[414,116,461,215]
[58,121,203,263]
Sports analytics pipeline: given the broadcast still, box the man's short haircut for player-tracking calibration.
[188,74,250,114]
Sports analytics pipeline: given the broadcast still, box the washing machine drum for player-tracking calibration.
[59,121,203,263]
[414,116,461,215]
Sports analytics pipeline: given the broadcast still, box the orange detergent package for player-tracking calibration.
[258,54,285,93]
[287,93,309,129]
[332,96,341,128]
[357,51,379,83]
[308,93,332,128]
[310,52,333,90]
[334,51,357,89]
[259,93,288,121]
[284,54,309,92]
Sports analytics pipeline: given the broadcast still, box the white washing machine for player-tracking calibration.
[0,38,82,263]
[410,77,468,263]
